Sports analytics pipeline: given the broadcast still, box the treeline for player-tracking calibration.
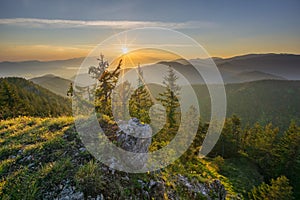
[0,77,72,119]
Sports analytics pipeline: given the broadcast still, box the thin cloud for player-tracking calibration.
[0,18,216,29]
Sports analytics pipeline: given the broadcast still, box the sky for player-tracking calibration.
[0,0,299,61]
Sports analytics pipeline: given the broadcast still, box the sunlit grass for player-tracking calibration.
[0,116,76,199]
[0,158,16,176]
[0,143,22,159]
[0,115,263,199]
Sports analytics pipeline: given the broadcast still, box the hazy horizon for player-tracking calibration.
[0,52,299,63]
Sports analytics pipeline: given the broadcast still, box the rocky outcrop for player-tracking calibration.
[116,118,152,170]
[177,174,226,200]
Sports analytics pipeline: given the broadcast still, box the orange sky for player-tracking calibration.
[1,39,299,62]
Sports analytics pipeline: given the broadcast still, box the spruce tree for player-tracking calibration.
[248,176,293,200]
[273,121,300,196]
[156,65,181,129]
[129,64,153,123]
[67,82,74,97]
[88,54,122,117]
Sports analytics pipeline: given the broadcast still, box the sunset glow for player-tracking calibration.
[121,47,129,54]
[0,0,299,62]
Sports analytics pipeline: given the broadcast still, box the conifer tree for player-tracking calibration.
[67,82,74,97]
[273,121,300,195]
[248,176,293,200]
[156,65,181,129]
[88,54,122,117]
[129,64,153,123]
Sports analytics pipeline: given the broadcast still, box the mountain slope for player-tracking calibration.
[140,54,299,85]
[30,74,72,97]
[144,80,300,129]
[226,80,300,127]
[0,77,71,119]
[29,73,299,129]
[192,80,300,129]
[0,116,261,199]
[215,53,300,80]
[227,70,286,83]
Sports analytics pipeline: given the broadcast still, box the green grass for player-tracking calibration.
[0,116,77,199]
[0,116,264,199]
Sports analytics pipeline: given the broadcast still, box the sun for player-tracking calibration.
[122,47,129,54]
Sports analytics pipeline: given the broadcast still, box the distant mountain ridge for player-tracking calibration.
[1,53,299,84]
[0,57,84,79]
[30,74,72,97]
[227,70,286,83]
[214,53,300,80]
[154,56,290,84]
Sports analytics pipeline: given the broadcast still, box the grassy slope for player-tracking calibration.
[0,116,263,199]
[0,116,81,199]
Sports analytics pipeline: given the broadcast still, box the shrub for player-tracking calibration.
[248,176,293,200]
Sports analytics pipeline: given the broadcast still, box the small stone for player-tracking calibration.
[149,180,156,188]
[60,196,70,200]
[96,194,104,200]
[71,192,84,200]
[26,155,33,161]
[28,163,35,168]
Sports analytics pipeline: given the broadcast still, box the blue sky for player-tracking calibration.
[0,0,299,61]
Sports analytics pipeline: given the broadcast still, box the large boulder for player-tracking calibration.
[116,118,152,170]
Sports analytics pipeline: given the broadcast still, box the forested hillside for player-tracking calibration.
[144,80,300,129]
[0,77,72,119]
[224,80,300,128]
[194,80,300,129]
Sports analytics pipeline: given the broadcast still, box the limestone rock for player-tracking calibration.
[177,174,227,199]
[115,118,152,170]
